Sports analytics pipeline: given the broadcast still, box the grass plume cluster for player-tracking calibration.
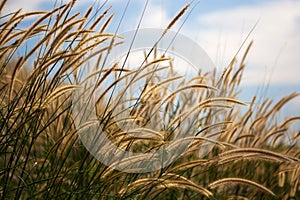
[0,1,299,199]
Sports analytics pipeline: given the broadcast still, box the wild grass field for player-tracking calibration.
[0,1,299,199]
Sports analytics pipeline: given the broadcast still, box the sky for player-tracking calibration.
[3,0,300,130]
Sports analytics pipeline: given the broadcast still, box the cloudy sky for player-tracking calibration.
[3,0,300,127]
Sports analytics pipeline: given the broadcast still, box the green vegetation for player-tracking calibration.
[0,1,299,199]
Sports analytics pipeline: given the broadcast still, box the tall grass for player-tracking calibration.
[0,1,299,199]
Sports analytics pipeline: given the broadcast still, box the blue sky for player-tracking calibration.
[4,0,300,129]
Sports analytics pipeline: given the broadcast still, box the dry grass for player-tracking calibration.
[0,1,299,199]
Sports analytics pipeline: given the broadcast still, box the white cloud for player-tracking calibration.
[132,1,185,31]
[4,0,57,13]
[2,0,88,13]
[192,0,300,85]
[140,3,170,29]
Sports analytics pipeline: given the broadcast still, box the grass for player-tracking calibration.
[0,1,299,199]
